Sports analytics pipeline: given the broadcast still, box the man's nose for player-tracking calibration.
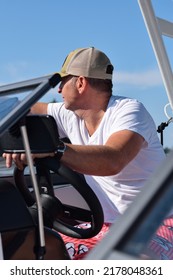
[58,83,62,93]
[58,87,62,93]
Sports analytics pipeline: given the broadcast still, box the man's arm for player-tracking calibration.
[3,129,144,176]
[61,130,144,176]
[30,102,48,114]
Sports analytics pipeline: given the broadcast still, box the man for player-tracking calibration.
[3,47,166,259]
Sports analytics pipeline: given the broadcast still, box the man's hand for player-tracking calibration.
[2,152,55,170]
[2,153,27,170]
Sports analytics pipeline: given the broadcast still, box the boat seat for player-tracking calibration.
[0,179,35,232]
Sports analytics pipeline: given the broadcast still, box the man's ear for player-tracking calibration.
[76,76,87,94]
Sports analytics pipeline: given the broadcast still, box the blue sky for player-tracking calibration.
[0,0,173,148]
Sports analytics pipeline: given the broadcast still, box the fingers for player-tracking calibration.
[12,153,27,170]
[2,153,13,168]
[2,152,53,170]
[2,153,27,170]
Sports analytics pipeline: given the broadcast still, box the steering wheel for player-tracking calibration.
[14,157,104,239]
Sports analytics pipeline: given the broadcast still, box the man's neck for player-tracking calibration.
[75,95,111,136]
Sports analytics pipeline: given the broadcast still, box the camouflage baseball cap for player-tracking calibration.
[58,47,113,80]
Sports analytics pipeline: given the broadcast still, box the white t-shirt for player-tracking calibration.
[48,95,165,223]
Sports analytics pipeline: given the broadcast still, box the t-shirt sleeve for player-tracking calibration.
[47,102,68,138]
[109,99,156,144]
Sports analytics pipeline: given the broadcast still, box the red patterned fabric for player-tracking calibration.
[60,223,110,260]
[60,215,173,260]
[148,215,173,260]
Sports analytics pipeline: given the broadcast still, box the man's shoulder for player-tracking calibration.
[108,95,142,109]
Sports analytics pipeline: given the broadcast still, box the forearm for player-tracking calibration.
[30,102,48,115]
[61,144,124,176]
[3,129,143,174]
[61,131,144,176]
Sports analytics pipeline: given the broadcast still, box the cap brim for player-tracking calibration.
[57,71,70,78]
